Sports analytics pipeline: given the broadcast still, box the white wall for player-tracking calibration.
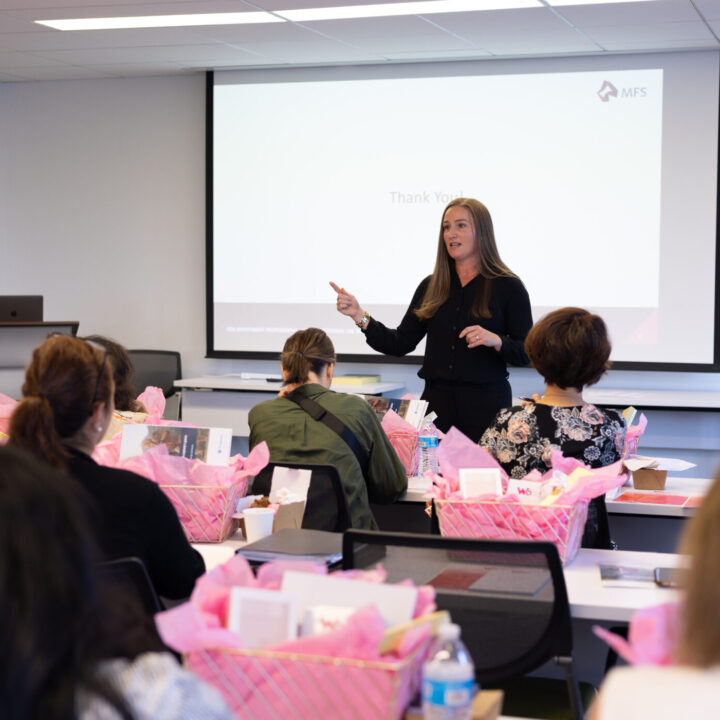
[1,71,719,476]
[0,74,211,375]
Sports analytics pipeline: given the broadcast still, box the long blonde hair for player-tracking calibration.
[415,198,517,321]
[675,471,720,666]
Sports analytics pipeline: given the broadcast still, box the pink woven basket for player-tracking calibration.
[187,642,428,720]
[159,478,249,543]
[435,498,588,565]
[387,432,419,476]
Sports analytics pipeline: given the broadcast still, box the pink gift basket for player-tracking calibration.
[156,555,437,720]
[387,431,419,475]
[160,479,249,543]
[187,643,427,719]
[93,388,269,542]
[429,427,627,565]
[434,498,589,565]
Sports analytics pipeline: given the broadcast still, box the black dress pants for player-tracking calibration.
[422,378,511,443]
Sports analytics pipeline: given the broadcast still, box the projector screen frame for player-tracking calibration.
[205,58,720,372]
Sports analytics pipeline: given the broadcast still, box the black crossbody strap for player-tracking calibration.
[286,389,369,476]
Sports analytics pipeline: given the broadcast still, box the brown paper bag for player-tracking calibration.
[272,501,306,531]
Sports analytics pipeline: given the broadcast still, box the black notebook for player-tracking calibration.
[236,528,344,566]
[236,528,387,569]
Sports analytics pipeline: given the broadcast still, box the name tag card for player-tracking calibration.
[227,587,298,649]
[506,479,548,505]
[458,468,502,498]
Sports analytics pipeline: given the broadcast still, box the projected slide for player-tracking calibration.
[212,52,718,366]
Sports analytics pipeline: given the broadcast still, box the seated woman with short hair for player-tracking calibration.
[480,307,626,548]
[9,334,204,599]
[248,327,407,530]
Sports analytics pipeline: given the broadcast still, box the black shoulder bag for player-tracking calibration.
[285,389,369,478]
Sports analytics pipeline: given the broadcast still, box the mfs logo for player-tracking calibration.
[597,80,648,102]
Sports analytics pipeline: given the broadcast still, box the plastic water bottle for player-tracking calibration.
[422,623,475,720]
[417,426,439,476]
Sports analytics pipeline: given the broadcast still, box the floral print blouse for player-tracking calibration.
[480,401,626,479]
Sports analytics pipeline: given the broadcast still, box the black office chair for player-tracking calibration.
[97,556,163,615]
[128,349,182,419]
[252,462,351,532]
[343,530,585,720]
[128,349,182,398]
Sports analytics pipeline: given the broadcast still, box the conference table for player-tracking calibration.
[192,535,680,624]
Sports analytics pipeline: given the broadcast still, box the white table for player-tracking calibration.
[607,476,710,518]
[175,375,404,436]
[563,548,680,622]
[193,530,247,570]
[194,536,680,624]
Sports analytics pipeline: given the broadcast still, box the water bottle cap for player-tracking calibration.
[436,622,461,641]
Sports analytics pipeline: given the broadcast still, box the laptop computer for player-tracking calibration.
[0,296,43,322]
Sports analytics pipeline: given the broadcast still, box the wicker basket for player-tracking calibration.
[435,498,588,565]
[387,432,419,476]
[159,478,249,543]
[187,641,428,720]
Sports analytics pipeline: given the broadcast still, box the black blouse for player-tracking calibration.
[67,450,205,599]
[364,271,532,385]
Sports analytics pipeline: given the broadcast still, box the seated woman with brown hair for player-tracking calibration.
[8,334,204,600]
[589,471,720,719]
[480,307,626,548]
[248,327,407,530]
[83,334,149,440]
[0,445,232,720]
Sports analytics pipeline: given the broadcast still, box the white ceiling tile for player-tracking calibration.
[0,12,41,32]
[299,16,475,50]
[0,0,717,81]
[484,37,601,52]
[0,27,220,52]
[427,7,596,46]
[181,45,383,64]
[30,42,261,65]
[583,20,715,43]
[88,62,196,76]
[598,36,717,49]
[383,47,493,57]
[0,50,67,67]
[1,1,250,17]
[184,21,328,44]
[553,0,702,27]
[693,0,720,20]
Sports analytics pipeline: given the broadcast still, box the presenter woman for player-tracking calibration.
[331,197,532,442]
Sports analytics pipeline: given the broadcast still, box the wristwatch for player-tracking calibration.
[356,311,371,330]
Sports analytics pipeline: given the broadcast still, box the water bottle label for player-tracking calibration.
[422,678,474,707]
[418,435,439,449]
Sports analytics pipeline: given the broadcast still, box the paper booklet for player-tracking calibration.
[362,395,428,431]
[119,424,232,466]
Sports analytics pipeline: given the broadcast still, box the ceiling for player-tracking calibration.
[0,0,719,81]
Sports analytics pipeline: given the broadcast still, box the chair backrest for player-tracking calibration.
[98,556,163,615]
[128,349,182,398]
[342,530,572,685]
[252,462,351,532]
